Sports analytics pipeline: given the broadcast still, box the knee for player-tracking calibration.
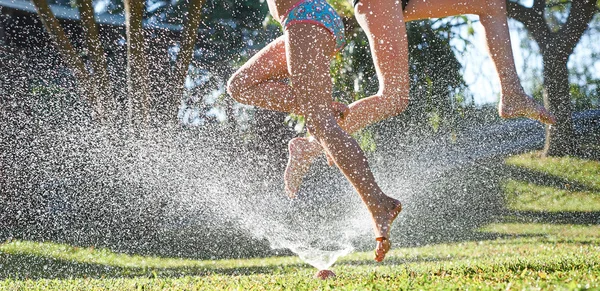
[226,74,244,103]
[380,91,410,117]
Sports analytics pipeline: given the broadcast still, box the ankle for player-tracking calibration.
[500,87,527,102]
[368,196,398,213]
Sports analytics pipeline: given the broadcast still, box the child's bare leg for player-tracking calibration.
[403,0,555,124]
[285,0,410,196]
[287,23,401,261]
[476,1,556,124]
[286,0,558,196]
[227,36,299,114]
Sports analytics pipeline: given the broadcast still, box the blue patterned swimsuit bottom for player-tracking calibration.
[281,0,346,52]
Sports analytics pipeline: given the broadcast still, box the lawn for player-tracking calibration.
[503,152,600,212]
[1,152,599,290]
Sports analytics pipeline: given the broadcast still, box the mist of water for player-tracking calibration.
[1,109,544,270]
[1,37,546,272]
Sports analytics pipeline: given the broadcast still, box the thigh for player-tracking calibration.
[228,35,289,93]
[354,0,408,87]
[285,23,336,115]
[403,0,488,22]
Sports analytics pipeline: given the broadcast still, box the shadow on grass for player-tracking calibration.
[502,210,600,224]
[382,152,600,249]
[341,254,454,267]
[496,163,600,224]
[0,252,307,280]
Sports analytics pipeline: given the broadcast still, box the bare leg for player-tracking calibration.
[285,0,556,197]
[286,23,401,261]
[286,0,410,197]
[227,36,299,114]
[476,2,556,124]
[402,0,555,124]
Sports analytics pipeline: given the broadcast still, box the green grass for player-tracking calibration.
[1,224,599,290]
[2,152,599,290]
[503,152,600,212]
[503,179,600,212]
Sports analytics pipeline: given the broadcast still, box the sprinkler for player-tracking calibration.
[314,269,336,280]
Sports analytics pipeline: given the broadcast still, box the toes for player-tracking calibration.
[374,238,391,262]
[284,166,301,198]
[525,104,556,125]
[499,98,556,125]
[537,106,556,125]
[285,185,298,199]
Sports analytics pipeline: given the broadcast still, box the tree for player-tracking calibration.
[507,0,599,156]
[78,0,112,119]
[31,0,98,117]
[30,0,206,126]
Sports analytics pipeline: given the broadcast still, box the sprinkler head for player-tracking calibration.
[314,269,336,280]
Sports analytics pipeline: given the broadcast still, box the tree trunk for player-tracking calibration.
[31,0,94,107]
[78,0,112,121]
[506,0,598,157]
[170,0,206,122]
[542,53,576,157]
[124,0,150,127]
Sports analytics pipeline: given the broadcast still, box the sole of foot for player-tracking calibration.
[284,137,321,198]
[498,96,556,125]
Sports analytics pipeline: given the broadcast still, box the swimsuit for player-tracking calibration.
[352,0,409,10]
[281,0,346,51]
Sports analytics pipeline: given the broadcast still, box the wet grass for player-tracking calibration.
[1,223,599,290]
[503,151,600,213]
[1,152,600,290]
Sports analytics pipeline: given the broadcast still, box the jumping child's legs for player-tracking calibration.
[227,36,298,114]
[228,16,402,261]
[285,0,556,196]
[286,0,410,197]
[286,22,401,262]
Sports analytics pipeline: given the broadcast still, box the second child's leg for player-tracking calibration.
[286,23,401,262]
[402,0,556,124]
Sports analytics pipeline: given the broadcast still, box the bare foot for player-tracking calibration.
[373,198,402,262]
[498,94,556,125]
[284,137,323,198]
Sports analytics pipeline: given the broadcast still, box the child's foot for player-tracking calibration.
[498,94,556,125]
[373,198,402,262]
[284,137,322,198]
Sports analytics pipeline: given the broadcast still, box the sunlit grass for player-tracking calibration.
[2,222,600,290]
[506,152,600,190]
[2,152,599,289]
[503,152,600,212]
[503,179,600,212]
